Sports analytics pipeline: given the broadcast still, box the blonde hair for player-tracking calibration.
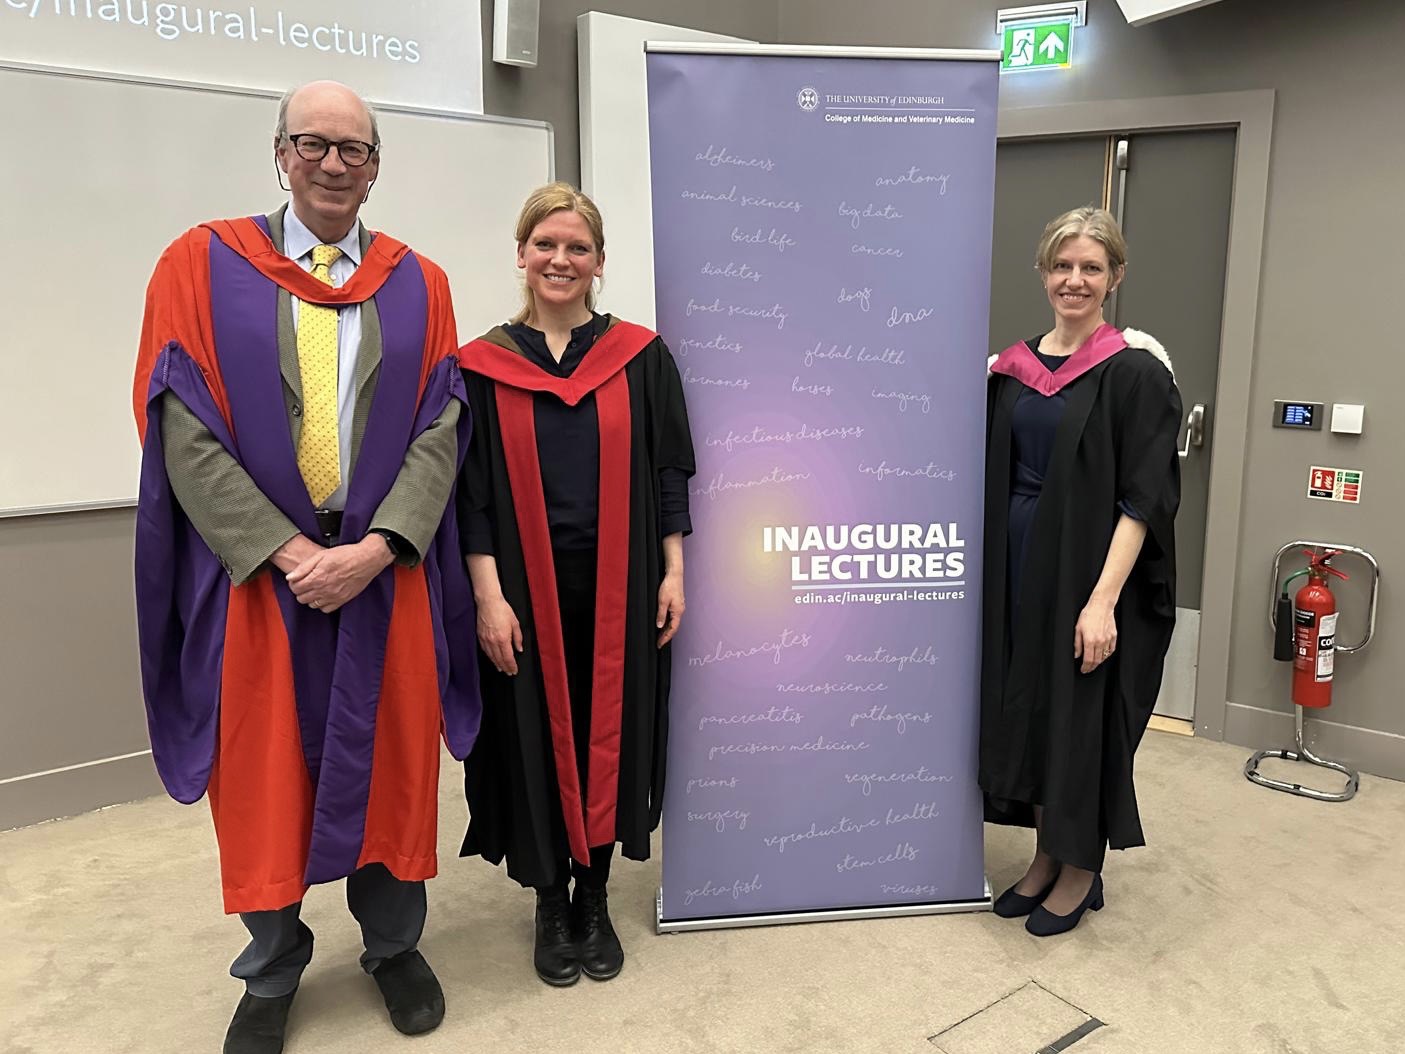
[512,182,606,325]
[1035,206,1127,284]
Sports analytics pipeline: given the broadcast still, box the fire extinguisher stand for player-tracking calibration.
[1244,540,1379,802]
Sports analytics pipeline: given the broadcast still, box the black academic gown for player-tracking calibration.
[980,341,1182,872]
[457,318,696,889]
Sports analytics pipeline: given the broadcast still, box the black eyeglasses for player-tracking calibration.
[284,133,378,167]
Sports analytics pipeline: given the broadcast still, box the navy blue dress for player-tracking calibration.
[1006,342,1070,622]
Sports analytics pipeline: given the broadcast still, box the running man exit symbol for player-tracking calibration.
[1009,28,1036,67]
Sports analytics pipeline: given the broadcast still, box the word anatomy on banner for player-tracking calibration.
[647,49,1000,925]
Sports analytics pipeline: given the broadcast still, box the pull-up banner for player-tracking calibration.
[648,46,999,928]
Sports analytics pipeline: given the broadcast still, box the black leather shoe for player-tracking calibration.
[1026,874,1104,937]
[992,875,1058,918]
[572,884,624,981]
[535,888,581,986]
[371,949,445,1036]
[223,990,295,1054]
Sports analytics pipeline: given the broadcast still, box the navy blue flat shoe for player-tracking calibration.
[992,875,1058,919]
[1025,874,1104,937]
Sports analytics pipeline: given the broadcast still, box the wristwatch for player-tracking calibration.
[369,528,409,559]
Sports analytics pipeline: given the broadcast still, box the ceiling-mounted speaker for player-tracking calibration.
[494,0,540,67]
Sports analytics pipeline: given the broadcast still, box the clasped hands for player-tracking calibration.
[271,533,395,613]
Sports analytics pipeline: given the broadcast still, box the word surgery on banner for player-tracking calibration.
[648,47,999,926]
[2,0,483,113]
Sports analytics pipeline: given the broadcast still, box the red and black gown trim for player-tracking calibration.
[458,318,695,886]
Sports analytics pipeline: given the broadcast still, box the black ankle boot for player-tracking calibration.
[223,990,295,1054]
[572,884,624,981]
[534,887,581,986]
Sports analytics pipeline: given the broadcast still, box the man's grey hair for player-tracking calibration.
[273,83,381,147]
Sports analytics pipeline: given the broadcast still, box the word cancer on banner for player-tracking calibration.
[647,46,1001,929]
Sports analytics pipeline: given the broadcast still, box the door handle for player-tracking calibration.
[1179,403,1206,459]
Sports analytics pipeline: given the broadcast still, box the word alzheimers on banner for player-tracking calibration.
[647,44,1001,930]
[1,0,482,112]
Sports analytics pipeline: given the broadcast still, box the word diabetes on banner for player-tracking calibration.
[647,44,1000,928]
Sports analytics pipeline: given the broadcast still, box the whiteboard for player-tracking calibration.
[0,62,552,516]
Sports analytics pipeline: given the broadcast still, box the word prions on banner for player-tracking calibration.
[763,522,967,604]
[649,43,999,927]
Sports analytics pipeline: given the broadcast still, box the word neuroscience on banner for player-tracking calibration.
[647,44,1001,929]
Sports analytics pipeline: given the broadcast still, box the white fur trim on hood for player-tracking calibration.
[1121,327,1174,378]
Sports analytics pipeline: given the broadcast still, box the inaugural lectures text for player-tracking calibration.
[764,522,965,583]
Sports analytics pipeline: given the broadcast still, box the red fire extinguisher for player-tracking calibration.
[1291,549,1348,709]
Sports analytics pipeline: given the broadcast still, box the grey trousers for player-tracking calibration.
[230,864,426,997]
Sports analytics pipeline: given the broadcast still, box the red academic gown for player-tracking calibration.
[132,217,480,913]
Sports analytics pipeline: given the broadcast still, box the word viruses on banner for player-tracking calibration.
[648,47,999,927]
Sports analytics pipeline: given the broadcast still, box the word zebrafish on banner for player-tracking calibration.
[648,47,1000,925]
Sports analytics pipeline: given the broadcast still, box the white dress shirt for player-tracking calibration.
[283,204,364,512]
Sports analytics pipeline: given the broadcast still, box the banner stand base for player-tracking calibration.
[656,878,993,934]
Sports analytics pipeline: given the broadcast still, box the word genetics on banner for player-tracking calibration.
[649,48,1000,925]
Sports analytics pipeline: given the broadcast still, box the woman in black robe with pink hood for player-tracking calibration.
[982,206,1181,937]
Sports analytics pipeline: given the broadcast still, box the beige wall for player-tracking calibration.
[779,0,1405,775]
[0,509,160,828]
[6,0,1400,829]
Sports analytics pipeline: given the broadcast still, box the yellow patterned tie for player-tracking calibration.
[296,244,343,505]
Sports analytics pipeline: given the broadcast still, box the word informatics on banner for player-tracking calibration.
[648,52,1000,925]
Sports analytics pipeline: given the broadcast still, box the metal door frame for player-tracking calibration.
[997,90,1275,741]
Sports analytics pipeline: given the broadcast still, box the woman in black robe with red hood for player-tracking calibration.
[982,206,1181,937]
[457,183,695,984]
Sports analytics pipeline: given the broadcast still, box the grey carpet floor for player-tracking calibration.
[3,731,1402,1054]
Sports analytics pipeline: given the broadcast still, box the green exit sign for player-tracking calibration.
[1001,20,1074,72]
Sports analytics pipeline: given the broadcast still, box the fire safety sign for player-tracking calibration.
[1308,466,1362,503]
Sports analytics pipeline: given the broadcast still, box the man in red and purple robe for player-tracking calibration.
[131,81,479,1053]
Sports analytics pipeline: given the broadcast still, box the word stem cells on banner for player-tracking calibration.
[648,48,1001,927]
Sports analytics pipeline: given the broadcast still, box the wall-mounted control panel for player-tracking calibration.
[1272,400,1323,430]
